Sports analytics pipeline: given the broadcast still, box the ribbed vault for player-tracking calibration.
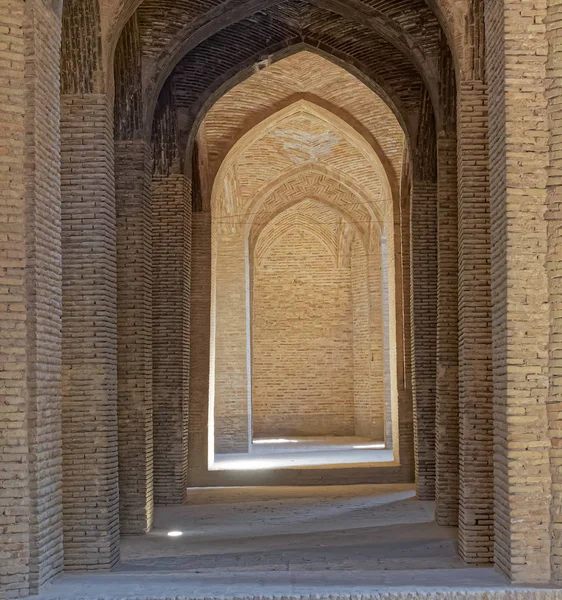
[199,52,403,195]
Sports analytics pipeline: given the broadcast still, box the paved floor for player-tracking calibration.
[212,436,392,470]
[34,484,535,600]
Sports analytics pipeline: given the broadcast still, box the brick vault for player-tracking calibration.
[2,0,562,598]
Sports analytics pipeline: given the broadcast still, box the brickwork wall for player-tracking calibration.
[60,95,119,571]
[115,140,153,533]
[367,232,387,442]
[252,226,355,438]
[212,230,251,453]
[457,80,494,564]
[398,151,414,467]
[24,0,64,590]
[0,0,31,595]
[485,0,552,583]
[547,0,562,582]
[435,133,459,527]
[152,173,190,504]
[351,236,373,438]
[410,180,438,501]
[188,211,212,484]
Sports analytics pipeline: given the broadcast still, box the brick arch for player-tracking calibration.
[144,0,440,117]
[202,89,401,202]
[107,0,453,104]
[250,194,372,264]
[212,99,393,210]
[177,41,415,196]
[255,206,342,268]
[160,36,419,157]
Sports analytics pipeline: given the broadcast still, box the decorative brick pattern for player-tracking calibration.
[485,0,551,583]
[152,173,190,504]
[115,140,153,533]
[60,95,119,571]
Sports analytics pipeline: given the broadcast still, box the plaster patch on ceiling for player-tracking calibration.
[274,129,340,164]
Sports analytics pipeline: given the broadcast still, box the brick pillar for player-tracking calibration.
[115,140,153,533]
[546,0,562,583]
[1,0,64,595]
[368,232,386,441]
[435,133,459,526]
[213,230,251,453]
[397,165,415,473]
[60,95,119,570]
[152,173,190,504]
[457,80,494,564]
[486,0,551,583]
[188,212,212,484]
[411,179,437,500]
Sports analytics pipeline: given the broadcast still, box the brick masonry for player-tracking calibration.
[435,133,459,527]
[60,94,119,571]
[115,140,153,534]
[457,79,494,565]
[9,0,562,595]
[151,172,190,504]
[486,0,552,584]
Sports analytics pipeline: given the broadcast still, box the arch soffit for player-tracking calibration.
[114,0,442,111]
[255,208,343,267]
[243,163,387,235]
[250,195,372,262]
[170,41,416,153]
[201,84,402,199]
[212,99,394,211]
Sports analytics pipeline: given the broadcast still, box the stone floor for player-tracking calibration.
[34,483,561,600]
[212,436,392,470]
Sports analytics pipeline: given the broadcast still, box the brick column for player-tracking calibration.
[60,95,119,570]
[152,173,190,504]
[457,80,494,564]
[397,163,415,472]
[1,0,64,595]
[486,0,551,583]
[369,232,386,441]
[188,212,212,484]
[213,230,251,453]
[115,140,153,533]
[546,0,562,583]
[411,179,437,500]
[435,133,459,526]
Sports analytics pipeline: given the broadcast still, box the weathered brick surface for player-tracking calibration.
[410,179,438,501]
[60,95,119,571]
[457,80,494,564]
[24,0,64,591]
[547,0,562,583]
[485,0,551,583]
[115,140,153,533]
[13,0,562,588]
[0,0,30,596]
[152,173,190,504]
[435,133,459,527]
